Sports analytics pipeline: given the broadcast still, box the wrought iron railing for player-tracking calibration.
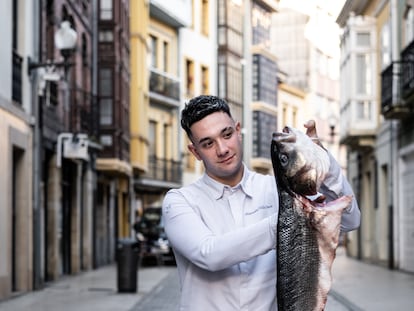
[145,155,182,184]
[401,39,414,100]
[149,68,180,100]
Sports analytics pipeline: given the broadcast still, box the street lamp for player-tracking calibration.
[328,115,337,145]
[28,20,77,77]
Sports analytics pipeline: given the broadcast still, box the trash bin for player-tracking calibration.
[116,238,140,293]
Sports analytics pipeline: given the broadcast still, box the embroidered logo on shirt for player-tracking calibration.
[245,205,273,215]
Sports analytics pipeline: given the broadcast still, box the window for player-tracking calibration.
[201,0,209,36]
[99,30,113,42]
[252,111,277,158]
[252,54,277,105]
[82,34,88,66]
[149,121,157,157]
[356,54,372,95]
[380,22,391,69]
[201,65,209,94]
[100,0,112,20]
[100,135,113,146]
[405,7,414,46]
[99,69,113,125]
[356,100,371,120]
[150,35,157,68]
[163,41,169,72]
[218,63,226,98]
[99,69,112,96]
[100,99,113,125]
[12,0,18,50]
[356,32,370,46]
[186,59,194,96]
[252,2,271,48]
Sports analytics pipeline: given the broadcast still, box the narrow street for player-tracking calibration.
[1,247,413,311]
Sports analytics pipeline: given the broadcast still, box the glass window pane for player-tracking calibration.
[100,99,112,125]
[150,36,157,68]
[356,32,370,46]
[356,54,372,95]
[100,135,113,146]
[149,121,156,157]
[99,69,112,96]
[100,0,112,20]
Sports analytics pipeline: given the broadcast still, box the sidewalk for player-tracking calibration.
[328,247,414,311]
[0,264,177,311]
[0,247,413,311]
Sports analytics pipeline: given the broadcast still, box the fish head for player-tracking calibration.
[271,126,330,196]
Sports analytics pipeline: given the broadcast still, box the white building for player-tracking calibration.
[0,0,35,299]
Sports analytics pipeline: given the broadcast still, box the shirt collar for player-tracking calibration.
[201,164,253,200]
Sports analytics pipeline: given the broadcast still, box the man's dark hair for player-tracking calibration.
[181,95,232,139]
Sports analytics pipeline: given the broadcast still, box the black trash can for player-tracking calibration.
[116,238,140,293]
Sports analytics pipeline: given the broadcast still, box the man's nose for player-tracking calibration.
[216,139,229,156]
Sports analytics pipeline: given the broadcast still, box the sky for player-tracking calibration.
[279,0,347,57]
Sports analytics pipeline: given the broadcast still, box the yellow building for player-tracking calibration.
[131,1,190,213]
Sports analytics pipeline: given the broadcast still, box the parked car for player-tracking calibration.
[134,207,175,265]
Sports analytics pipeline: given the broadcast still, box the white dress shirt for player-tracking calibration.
[162,157,360,311]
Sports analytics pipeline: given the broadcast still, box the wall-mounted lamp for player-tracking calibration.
[328,115,337,145]
[28,21,77,76]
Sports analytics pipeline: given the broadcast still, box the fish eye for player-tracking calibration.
[279,154,289,166]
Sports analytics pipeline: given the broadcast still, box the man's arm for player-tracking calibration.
[304,119,360,232]
[320,153,361,232]
[162,190,277,271]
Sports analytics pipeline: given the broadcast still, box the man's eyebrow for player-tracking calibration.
[197,126,234,145]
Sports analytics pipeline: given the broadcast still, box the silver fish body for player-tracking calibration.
[271,127,352,311]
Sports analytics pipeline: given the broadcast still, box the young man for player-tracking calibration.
[162,95,360,310]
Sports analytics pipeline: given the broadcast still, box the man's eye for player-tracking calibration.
[224,130,233,139]
[202,141,213,148]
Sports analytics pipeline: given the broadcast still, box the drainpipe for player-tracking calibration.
[91,0,98,269]
[32,0,43,290]
[389,0,401,270]
[242,0,252,166]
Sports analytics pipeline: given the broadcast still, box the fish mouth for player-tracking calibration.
[272,127,296,143]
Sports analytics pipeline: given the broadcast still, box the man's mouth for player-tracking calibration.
[219,154,235,164]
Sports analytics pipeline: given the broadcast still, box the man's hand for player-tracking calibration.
[304,120,324,148]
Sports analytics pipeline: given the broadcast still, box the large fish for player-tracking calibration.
[271,126,352,311]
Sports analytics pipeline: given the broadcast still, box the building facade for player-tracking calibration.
[132,0,190,216]
[95,0,132,266]
[33,0,100,285]
[271,2,344,159]
[337,0,414,272]
[249,0,279,174]
[0,0,35,299]
[180,0,218,185]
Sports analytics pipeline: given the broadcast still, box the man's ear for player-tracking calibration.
[235,121,242,139]
[188,143,202,161]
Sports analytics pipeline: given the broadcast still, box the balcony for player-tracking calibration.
[339,99,377,151]
[381,41,414,119]
[149,68,180,107]
[401,39,414,105]
[134,156,182,192]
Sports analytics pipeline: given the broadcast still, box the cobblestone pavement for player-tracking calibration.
[131,270,180,311]
[130,267,360,311]
[1,246,413,311]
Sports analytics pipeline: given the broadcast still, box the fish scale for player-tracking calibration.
[277,191,320,311]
